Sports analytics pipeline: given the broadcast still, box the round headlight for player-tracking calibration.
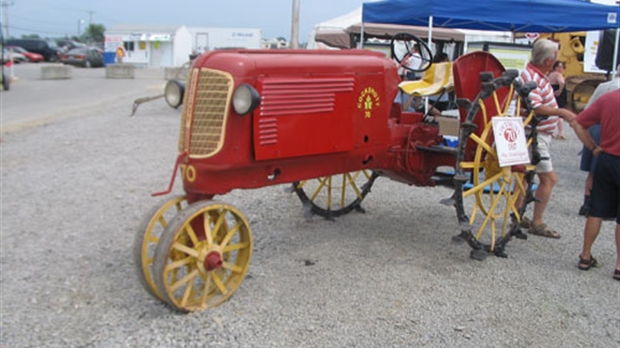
[164,79,185,109]
[233,84,260,115]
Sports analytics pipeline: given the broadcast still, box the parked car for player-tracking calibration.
[5,39,61,62]
[90,46,103,55]
[56,39,87,53]
[6,46,44,62]
[2,48,27,63]
[61,47,104,68]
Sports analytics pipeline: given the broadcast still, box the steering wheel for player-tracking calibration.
[390,32,433,73]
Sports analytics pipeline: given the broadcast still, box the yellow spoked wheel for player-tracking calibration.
[134,195,188,301]
[454,71,537,260]
[153,201,252,312]
[292,170,378,219]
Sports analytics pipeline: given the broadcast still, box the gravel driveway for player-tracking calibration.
[1,69,618,347]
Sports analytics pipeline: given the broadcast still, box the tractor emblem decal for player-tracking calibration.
[357,87,380,119]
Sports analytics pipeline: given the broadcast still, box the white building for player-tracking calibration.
[187,27,262,53]
[104,24,193,67]
[105,25,263,67]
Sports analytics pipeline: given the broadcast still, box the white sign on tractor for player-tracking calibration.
[492,117,530,167]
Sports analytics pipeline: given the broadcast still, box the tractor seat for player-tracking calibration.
[399,62,454,97]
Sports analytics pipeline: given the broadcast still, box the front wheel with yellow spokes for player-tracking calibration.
[134,195,188,301]
[453,70,537,260]
[292,170,378,219]
[153,200,252,312]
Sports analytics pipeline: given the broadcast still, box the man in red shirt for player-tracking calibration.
[570,89,620,280]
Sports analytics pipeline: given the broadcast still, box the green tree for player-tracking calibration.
[84,24,105,43]
[20,34,41,39]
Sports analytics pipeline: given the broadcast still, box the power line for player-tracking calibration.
[15,0,91,14]
[11,13,72,26]
[8,4,99,38]
[7,24,69,36]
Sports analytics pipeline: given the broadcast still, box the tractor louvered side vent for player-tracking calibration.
[178,68,234,158]
[260,78,355,116]
[258,77,355,146]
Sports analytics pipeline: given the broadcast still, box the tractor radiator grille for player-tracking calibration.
[178,68,233,158]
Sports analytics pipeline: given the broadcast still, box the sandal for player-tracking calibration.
[614,270,620,281]
[528,223,560,239]
[520,216,532,229]
[578,255,598,270]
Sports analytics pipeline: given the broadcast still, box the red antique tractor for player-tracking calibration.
[134,34,541,312]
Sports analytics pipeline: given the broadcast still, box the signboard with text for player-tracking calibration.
[584,31,607,74]
[492,117,530,167]
[467,42,532,71]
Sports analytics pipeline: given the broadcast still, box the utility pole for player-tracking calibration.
[87,11,95,25]
[1,1,15,78]
[1,1,14,40]
[77,19,85,37]
[290,0,300,49]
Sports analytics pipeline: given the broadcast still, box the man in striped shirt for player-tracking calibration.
[518,39,577,239]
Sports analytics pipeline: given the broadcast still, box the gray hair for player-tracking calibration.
[531,39,559,66]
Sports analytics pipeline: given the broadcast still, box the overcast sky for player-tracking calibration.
[4,0,373,41]
[5,0,617,42]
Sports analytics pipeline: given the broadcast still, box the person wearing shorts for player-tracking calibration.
[535,132,554,173]
[572,89,620,280]
[516,39,577,239]
[578,68,619,215]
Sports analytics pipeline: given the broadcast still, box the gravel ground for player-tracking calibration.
[1,88,619,347]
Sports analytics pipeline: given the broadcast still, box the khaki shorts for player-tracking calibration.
[535,132,553,173]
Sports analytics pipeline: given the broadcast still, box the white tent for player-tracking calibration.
[307,7,513,50]
[307,8,362,49]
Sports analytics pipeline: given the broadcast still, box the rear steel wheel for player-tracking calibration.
[454,71,537,258]
[292,170,378,219]
[134,195,188,301]
[153,201,252,312]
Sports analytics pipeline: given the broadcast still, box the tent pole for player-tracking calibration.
[424,16,433,116]
[428,16,433,47]
[613,28,619,76]
[360,22,365,48]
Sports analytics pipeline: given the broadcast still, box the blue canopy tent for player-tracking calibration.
[362,0,619,32]
[362,0,620,70]
[362,0,619,195]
